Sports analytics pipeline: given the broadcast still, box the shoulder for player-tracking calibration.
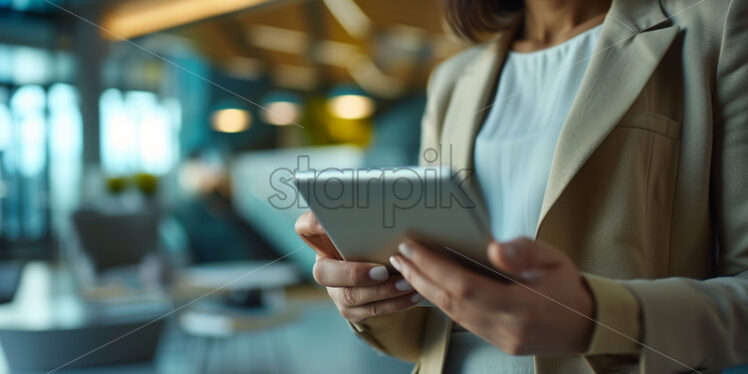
[659,0,736,29]
[655,0,745,78]
[431,44,484,80]
[428,43,489,90]
[660,0,748,66]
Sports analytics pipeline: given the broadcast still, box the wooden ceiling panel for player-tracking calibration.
[162,0,462,94]
[355,0,445,34]
[233,1,308,33]
[317,2,359,44]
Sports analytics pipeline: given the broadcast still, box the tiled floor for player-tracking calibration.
[156,301,412,374]
[3,297,746,374]
[0,301,412,374]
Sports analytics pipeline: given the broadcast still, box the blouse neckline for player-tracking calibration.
[508,25,602,58]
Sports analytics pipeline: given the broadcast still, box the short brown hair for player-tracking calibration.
[442,0,523,42]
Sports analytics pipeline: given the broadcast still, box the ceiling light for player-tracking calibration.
[211,108,251,133]
[263,102,301,126]
[328,94,375,120]
[261,91,302,126]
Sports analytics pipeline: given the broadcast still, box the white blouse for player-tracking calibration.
[444,25,602,374]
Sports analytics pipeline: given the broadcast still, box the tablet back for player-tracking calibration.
[295,167,492,267]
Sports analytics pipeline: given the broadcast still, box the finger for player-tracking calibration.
[391,250,514,313]
[397,240,512,306]
[328,276,414,307]
[313,256,390,287]
[295,211,341,260]
[294,210,324,235]
[487,238,566,281]
[339,292,423,324]
[389,253,450,310]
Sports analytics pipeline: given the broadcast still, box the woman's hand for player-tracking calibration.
[389,237,595,355]
[295,211,422,323]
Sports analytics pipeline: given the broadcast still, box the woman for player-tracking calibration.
[295,0,748,372]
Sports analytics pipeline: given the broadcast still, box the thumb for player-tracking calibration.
[487,237,565,282]
[295,211,343,260]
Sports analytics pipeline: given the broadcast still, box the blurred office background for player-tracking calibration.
[3,1,746,374]
[0,0,468,373]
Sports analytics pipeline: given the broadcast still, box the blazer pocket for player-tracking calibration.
[616,111,681,140]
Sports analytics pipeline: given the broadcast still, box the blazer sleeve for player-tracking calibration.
[584,1,748,372]
[348,307,428,363]
[347,60,455,363]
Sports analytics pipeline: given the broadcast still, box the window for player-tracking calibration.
[100,89,181,176]
[1,85,50,244]
[0,42,78,254]
[48,83,82,235]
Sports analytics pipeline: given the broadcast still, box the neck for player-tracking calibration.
[523,0,611,42]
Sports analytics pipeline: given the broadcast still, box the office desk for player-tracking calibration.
[0,300,412,374]
[0,262,412,374]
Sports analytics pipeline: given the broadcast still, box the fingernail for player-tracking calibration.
[369,266,389,281]
[395,279,412,291]
[520,269,544,282]
[398,242,412,259]
[411,293,423,303]
[389,256,402,272]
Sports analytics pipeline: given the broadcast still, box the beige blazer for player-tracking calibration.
[350,0,748,373]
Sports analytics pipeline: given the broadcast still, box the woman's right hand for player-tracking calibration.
[295,211,422,323]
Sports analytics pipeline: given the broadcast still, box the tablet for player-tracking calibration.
[294,166,494,270]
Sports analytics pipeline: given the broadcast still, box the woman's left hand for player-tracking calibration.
[389,237,595,356]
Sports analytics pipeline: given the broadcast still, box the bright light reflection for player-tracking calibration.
[139,106,172,175]
[11,85,46,177]
[212,108,251,133]
[327,94,375,120]
[263,101,300,126]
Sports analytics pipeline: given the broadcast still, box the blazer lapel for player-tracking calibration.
[441,20,519,172]
[535,1,680,235]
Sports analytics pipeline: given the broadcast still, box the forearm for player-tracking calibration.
[583,272,748,373]
[624,272,748,373]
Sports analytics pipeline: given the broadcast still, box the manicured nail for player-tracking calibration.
[411,293,423,303]
[395,279,412,291]
[398,242,412,259]
[369,266,389,281]
[519,269,544,282]
[389,256,402,272]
